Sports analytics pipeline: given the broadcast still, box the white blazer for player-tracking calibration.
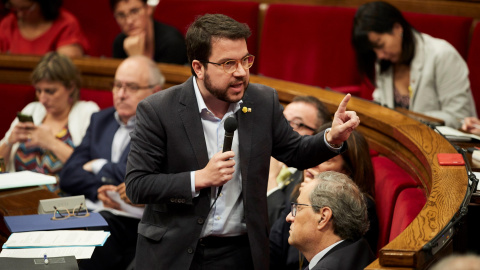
[373,31,477,128]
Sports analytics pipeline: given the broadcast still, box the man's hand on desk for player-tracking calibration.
[97,183,145,209]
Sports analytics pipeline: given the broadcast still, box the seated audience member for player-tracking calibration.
[60,55,163,270]
[268,95,331,227]
[352,1,476,128]
[270,128,378,270]
[0,0,89,58]
[461,117,480,135]
[110,0,187,64]
[430,254,480,270]
[0,52,99,192]
[60,55,162,202]
[286,171,375,270]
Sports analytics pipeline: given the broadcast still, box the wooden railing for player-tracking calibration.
[0,54,469,269]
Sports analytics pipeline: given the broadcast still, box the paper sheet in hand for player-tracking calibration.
[3,230,110,248]
[4,212,108,233]
[105,190,144,219]
[0,246,95,260]
[0,171,56,190]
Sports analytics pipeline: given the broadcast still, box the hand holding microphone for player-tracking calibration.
[194,117,238,192]
[218,117,238,196]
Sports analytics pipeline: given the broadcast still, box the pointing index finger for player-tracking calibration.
[336,94,351,114]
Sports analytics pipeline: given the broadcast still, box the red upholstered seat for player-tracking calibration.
[0,84,35,137]
[154,0,259,73]
[372,156,418,252]
[468,22,480,112]
[63,0,120,57]
[389,187,426,242]
[404,12,473,59]
[258,5,360,92]
[80,89,113,110]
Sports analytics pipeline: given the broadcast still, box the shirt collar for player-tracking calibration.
[114,111,136,128]
[308,240,344,269]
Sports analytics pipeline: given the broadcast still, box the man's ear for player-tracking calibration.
[317,207,333,230]
[192,60,205,79]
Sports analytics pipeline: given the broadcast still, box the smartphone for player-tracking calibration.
[17,112,34,123]
[437,153,465,166]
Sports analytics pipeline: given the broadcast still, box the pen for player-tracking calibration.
[44,253,49,265]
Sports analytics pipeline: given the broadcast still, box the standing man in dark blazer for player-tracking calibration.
[287,171,375,270]
[125,14,360,270]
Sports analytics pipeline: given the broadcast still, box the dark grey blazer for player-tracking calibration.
[309,238,375,270]
[125,76,341,270]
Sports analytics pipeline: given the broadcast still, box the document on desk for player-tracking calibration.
[0,246,95,260]
[105,190,144,219]
[3,230,110,249]
[435,126,480,142]
[0,171,56,190]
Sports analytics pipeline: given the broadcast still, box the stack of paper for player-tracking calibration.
[0,230,110,260]
[0,171,57,190]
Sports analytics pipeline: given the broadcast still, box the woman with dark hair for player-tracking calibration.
[0,52,99,192]
[352,1,476,128]
[269,127,378,270]
[0,0,89,57]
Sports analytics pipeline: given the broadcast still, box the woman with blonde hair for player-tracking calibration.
[0,52,99,192]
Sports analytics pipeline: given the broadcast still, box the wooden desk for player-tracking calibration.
[0,54,470,269]
[0,186,58,249]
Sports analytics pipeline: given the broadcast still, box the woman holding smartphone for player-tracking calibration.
[0,52,99,192]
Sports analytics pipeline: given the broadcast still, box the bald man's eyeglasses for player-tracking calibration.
[290,202,320,217]
[112,80,156,95]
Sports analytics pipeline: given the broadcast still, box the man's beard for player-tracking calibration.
[204,73,249,103]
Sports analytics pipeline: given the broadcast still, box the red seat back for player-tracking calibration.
[63,0,120,57]
[154,0,259,73]
[404,12,473,59]
[0,84,36,137]
[468,22,480,112]
[389,187,426,242]
[80,89,113,110]
[372,156,418,252]
[258,4,359,90]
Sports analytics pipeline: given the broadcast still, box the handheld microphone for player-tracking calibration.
[222,117,238,152]
[217,117,237,197]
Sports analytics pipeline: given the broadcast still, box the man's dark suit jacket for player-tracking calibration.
[309,238,375,270]
[125,76,342,270]
[60,107,129,201]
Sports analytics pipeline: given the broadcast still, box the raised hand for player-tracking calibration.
[326,94,360,145]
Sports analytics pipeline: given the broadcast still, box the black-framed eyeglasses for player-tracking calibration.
[51,203,90,220]
[287,120,316,132]
[203,54,255,74]
[290,202,319,217]
[111,80,156,95]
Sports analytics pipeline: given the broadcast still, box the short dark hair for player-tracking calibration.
[292,95,331,131]
[310,171,370,241]
[109,0,147,11]
[185,14,251,76]
[351,1,415,83]
[9,0,63,20]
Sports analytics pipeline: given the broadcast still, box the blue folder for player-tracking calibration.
[4,212,108,233]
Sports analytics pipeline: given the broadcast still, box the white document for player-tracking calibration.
[0,246,95,260]
[3,230,110,248]
[436,126,480,142]
[0,171,56,190]
[105,190,144,219]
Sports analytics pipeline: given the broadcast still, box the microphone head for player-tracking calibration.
[224,117,238,133]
